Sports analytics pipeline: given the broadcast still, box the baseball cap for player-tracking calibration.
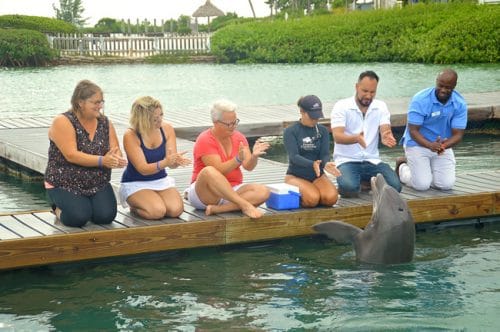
[298,95,324,119]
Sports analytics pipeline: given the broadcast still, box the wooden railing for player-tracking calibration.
[47,33,211,57]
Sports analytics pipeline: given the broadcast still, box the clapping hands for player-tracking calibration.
[357,132,367,149]
[104,147,127,169]
[313,161,341,178]
[165,149,191,168]
[252,139,270,157]
[381,130,397,148]
[430,136,446,155]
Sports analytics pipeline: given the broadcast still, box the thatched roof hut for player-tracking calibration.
[192,0,225,18]
[192,0,225,32]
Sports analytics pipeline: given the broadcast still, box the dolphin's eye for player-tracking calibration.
[398,208,404,212]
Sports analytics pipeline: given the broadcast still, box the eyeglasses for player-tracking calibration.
[217,118,240,128]
[88,99,105,106]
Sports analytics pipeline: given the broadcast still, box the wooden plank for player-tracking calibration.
[0,119,18,129]
[0,220,226,270]
[31,117,53,127]
[100,221,127,230]
[0,215,43,238]
[469,171,500,183]
[408,192,495,223]
[13,213,63,236]
[17,117,48,128]
[33,211,86,234]
[82,223,107,231]
[116,206,169,226]
[178,211,203,222]
[495,192,500,215]
[182,201,223,221]
[113,210,150,228]
[0,224,21,240]
[226,204,374,244]
[455,177,500,191]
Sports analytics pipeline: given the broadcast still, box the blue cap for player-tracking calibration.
[298,95,323,119]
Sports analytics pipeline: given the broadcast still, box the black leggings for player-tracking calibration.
[47,184,117,227]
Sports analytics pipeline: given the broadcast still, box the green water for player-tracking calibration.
[0,224,499,330]
[0,173,47,213]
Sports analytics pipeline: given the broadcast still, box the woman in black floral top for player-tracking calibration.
[44,80,127,227]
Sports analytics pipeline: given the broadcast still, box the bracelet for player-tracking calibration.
[235,155,242,164]
[156,160,161,171]
[98,156,103,168]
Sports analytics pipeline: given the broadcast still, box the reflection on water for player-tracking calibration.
[0,223,499,330]
[0,63,499,118]
[0,173,48,213]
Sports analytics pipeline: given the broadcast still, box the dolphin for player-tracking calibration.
[313,174,415,264]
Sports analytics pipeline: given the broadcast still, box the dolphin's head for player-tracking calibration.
[353,174,415,264]
[369,174,413,233]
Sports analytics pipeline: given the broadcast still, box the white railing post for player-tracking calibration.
[48,33,212,58]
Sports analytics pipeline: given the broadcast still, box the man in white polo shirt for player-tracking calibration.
[330,70,401,197]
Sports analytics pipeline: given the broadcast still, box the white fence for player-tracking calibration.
[48,33,211,57]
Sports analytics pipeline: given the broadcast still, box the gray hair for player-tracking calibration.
[210,99,237,122]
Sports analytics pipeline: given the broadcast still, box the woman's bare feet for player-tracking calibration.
[205,204,216,216]
[52,207,61,220]
[241,204,263,219]
[206,203,263,219]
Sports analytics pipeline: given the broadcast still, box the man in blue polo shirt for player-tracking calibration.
[397,69,467,191]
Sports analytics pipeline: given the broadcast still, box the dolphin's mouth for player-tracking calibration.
[371,175,381,204]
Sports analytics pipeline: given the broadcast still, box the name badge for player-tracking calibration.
[431,111,441,117]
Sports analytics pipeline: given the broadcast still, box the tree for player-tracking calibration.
[53,0,87,27]
[248,0,257,18]
[93,18,122,33]
[266,0,331,14]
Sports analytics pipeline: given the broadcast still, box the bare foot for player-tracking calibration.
[51,207,62,222]
[206,205,215,216]
[206,203,263,219]
[241,204,263,219]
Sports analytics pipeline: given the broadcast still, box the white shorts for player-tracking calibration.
[119,176,176,208]
[184,182,242,210]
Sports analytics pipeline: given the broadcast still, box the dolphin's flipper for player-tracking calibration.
[312,221,362,244]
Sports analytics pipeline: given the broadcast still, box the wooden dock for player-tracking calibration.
[0,95,499,270]
[0,170,499,270]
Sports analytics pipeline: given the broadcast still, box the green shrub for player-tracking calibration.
[0,14,77,34]
[211,4,499,64]
[0,28,55,66]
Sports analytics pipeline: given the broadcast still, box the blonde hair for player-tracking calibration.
[210,99,237,122]
[70,80,103,116]
[129,96,162,135]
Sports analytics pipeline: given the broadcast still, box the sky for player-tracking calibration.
[0,0,271,26]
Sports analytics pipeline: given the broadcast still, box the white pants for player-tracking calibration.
[399,146,456,191]
[184,182,243,210]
